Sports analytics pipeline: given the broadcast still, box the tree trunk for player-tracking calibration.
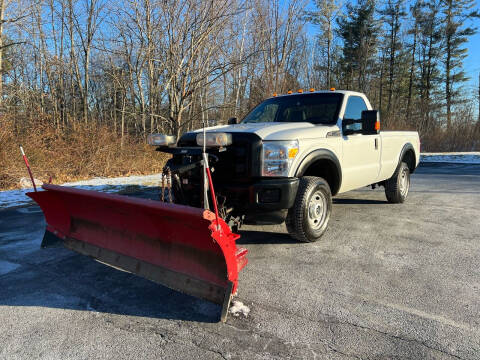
[407,22,417,122]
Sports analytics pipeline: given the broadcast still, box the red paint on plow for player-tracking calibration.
[27,184,247,321]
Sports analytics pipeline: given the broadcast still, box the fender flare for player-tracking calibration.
[398,142,417,173]
[294,149,342,195]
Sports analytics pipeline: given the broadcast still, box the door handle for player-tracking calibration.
[374,138,378,150]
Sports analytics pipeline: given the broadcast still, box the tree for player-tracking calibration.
[378,0,406,115]
[306,0,341,88]
[337,0,380,93]
[0,0,30,107]
[416,0,443,132]
[441,0,480,129]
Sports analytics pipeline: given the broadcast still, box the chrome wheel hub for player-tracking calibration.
[307,190,327,229]
[399,168,410,197]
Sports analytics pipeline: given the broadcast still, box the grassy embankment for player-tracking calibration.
[0,117,168,191]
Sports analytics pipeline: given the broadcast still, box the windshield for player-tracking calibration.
[242,93,344,125]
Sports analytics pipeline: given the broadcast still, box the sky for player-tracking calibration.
[463,30,480,96]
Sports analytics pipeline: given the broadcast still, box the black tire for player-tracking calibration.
[286,176,332,242]
[385,162,410,203]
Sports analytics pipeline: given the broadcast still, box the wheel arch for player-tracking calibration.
[294,149,342,195]
[398,143,417,174]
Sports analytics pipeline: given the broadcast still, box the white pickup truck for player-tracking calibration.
[151,90,420,242]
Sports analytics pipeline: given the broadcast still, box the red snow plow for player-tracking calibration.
[27,184,247,321]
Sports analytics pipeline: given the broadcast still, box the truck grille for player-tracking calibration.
[177,132,262,183]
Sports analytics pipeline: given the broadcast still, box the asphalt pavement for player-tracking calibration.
[0,162,479,359]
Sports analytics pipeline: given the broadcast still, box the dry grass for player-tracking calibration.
[0,117,168,191]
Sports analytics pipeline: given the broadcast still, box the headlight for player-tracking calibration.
[147,134,176,146]
[262,140,299,177]
[196,132,232,147]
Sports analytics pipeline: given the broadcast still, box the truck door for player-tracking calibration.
[341,96,381,192]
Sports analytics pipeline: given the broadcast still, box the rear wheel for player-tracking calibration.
[385,162,410,203]
[286,176,332,242]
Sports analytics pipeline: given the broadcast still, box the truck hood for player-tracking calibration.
[191,122,338,140]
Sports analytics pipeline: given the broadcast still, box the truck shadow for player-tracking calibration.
[237,230,297,244]
[0,250,221,323]
[333,198,388,205]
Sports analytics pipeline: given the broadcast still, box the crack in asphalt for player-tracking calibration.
[247,300,467,360]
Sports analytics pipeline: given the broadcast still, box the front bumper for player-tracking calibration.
[221,177,299,225]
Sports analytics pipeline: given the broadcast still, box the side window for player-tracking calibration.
[343,96,368,131]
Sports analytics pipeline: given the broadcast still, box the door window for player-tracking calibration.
[344,96,367,131]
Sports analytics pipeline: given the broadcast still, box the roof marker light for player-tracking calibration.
[298,89,303,93]
[309,88,315,92]
[330,87,336,91]
[287,90,293,94]
[273,92,277,97]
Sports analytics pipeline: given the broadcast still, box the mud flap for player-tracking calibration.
[28,184,248,322]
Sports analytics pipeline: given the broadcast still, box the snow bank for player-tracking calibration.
[421,152,480,164]
[229,300,250,317]
[0,173,162,209]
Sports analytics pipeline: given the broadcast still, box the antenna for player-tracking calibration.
[202,120,210,209]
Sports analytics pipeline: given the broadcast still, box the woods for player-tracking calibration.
[0,0,479,189]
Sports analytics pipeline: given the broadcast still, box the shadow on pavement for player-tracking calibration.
[333,198,388,205]
[236,230,297,244]
[0,250,221,323]
[416,162,480,175]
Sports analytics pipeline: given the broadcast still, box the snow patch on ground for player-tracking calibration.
[0,260,21,276]
[0,173,162,209]
[421,152,480,164]
[1,152,479,209]
[229,300,250,317]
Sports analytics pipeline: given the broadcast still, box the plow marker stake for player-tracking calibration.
[28,184,247,321]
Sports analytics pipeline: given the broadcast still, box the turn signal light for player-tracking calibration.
[375,120,380,131]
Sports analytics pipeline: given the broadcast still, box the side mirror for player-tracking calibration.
[361,110,380,134]
[342,119,362,136]
[227,117,239,125]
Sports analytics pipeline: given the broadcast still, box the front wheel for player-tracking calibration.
[286,176,332,242]
[385,162,410,203]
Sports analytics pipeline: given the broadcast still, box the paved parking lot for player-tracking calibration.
[1,162,479,359]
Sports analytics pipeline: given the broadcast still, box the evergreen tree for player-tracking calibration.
[337,0,380,93]
[378,0,406,115]
[441,0,480,129]
[306,0,341,88]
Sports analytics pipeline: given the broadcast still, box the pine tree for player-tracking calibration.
[337,0,380,92]
[378,0,406,116]
[416,0,443,131]
[306,0,341,88]
[442,0,480,129]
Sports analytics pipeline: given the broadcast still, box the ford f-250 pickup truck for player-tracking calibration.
[148,90,420,242]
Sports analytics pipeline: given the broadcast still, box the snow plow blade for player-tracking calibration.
[27,184,248,321]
